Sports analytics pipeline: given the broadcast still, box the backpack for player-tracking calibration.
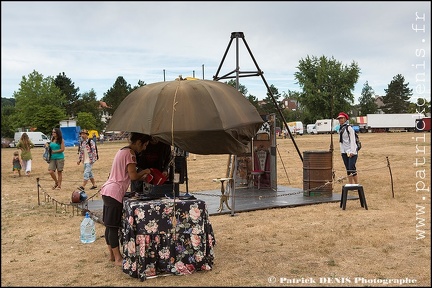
[343,125,361,152]
[88,139,99,160]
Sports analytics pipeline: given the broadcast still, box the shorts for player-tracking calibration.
[83,163,94,180]
[341,153,357,176]
[48,159,65,172]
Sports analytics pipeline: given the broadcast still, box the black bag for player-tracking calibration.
[354,132,362,151]
[43,146,51,163]
[88,139,99,160]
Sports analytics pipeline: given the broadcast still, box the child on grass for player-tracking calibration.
[12,151,22,177]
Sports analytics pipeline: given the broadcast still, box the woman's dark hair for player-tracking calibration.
[129,132,151,144]
[51,127,63,144]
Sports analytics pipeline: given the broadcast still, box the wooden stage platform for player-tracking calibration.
[82,185,358,219]
[186,186,356,216]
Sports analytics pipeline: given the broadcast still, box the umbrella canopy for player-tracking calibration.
[106,79,264,155]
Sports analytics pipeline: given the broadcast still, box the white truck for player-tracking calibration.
[366,113,423,132]
[306,124,317,134]
[314,119,339,134]
[9,131,50,147]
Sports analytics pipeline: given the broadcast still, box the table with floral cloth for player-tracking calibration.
[121,197,216,281]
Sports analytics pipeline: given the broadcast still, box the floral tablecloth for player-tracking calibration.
[122,197,216,281]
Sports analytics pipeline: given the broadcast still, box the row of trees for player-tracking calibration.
[227,55,427,127]
[1,72,145,138]
[1,55,429,138]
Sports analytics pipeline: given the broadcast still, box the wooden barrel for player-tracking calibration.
[303,150,333,196]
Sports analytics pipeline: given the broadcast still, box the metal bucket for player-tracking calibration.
[303,150,333,196]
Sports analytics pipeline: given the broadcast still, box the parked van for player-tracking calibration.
[10,132,50,147]
[287,121,304,135]
[314,119,339,134]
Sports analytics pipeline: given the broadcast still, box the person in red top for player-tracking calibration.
[100,132,152,267]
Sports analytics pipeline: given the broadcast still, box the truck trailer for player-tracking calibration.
[355,116,368,133]
[366,113,424,132]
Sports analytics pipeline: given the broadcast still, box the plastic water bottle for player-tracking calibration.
[80,212,96,244]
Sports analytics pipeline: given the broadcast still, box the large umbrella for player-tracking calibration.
[106,79,264,155]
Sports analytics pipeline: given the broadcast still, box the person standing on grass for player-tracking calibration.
[48,127,65,189]
[12,151,22,177]
[100,132,152,267]
[337,112,359,184]
[16,132,34,176]
[77,129,98,191]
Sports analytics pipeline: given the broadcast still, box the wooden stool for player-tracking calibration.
[340,184,368,210]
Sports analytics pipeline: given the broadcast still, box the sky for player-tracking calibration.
[1,1,431,104]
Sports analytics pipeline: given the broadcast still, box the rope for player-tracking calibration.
[36,177,101,219]
[276,144,290,184]
[169,80,181,239]
[190,160,395,200]
[35,158,397,215]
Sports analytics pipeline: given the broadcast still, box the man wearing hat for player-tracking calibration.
[337,112,359,184]
[77,129,98,190]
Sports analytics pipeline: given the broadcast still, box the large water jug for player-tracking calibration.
[80,212,96,244]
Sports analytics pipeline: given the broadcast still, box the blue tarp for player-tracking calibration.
[60,126,80,147]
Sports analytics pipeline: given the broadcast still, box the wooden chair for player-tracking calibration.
[250,147,270,189]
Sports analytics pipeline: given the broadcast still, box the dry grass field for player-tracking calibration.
[1,132,431,287]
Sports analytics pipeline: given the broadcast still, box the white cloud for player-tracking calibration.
[1,1,430,103]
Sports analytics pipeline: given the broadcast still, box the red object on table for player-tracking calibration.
[149,168,167,186]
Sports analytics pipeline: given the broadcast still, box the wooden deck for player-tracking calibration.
[82,185,358,219]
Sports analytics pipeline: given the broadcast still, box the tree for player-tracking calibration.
[76,112,97,131]
[281,90,313,124]
[1,98,16,138]
[260,84,283,115]
[101,76,133,115]
[74,89,105,131]
[225,79,260,113]
[131,80,147,91]
[382,74,413,113]
[294,55,360,120]
[407,98,431,115]
[12,70,66,135]
[32,106,65,134]
[54,72,80,117]
[225,79,248,95]
[245,93,260,113]
[358,81,378,115]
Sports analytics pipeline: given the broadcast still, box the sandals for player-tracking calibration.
[90,186,97,190]
[52,183,59,190]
